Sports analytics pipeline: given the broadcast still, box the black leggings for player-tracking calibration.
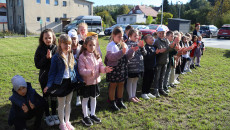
[40,82,57,116]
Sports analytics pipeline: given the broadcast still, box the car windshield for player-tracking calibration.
[221,27,230,30]
[200,26,209,30]
[70,20,78,24]
[148,25,158,30]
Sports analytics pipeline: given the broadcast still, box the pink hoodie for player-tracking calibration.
[78,51,106,86]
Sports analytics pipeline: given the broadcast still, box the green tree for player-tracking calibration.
[96,10,115,27]
[156,12,173,25]
[146,16,153,24]
[163,0,170,12]
[119,5,130,15]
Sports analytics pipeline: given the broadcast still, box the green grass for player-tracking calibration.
[0,36,230,129]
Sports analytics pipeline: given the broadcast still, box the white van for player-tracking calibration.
[63,16,102,34]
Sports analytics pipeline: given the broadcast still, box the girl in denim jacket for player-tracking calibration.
[44,34,82,130]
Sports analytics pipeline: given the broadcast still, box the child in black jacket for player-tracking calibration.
[8,75,45,130]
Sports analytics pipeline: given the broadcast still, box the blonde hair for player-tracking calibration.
[58,34,75,70]
[78,22,88,34]
[111,26,123,42]
[79,36,100,59]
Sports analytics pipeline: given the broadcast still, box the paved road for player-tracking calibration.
[203,37,230,49]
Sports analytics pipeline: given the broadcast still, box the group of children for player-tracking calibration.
[8,23,205,130]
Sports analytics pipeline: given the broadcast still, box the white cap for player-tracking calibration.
[11,75,27,91]
[157,26,166,32]
[68,29,77,38]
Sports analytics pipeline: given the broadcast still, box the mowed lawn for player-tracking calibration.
[0,36,230,129]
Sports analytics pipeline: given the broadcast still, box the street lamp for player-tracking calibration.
[178,1,182,18]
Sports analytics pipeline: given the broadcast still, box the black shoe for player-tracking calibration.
[190,64,195,69]
[90,115,101,123]
[116,98,127,109]
[153,90,160,98]
[82,116,93,126]
[110,100,120,111]
[195,64,201,67]
[159,90,169,96]
[164,89,170,93]
[170,84,176,88]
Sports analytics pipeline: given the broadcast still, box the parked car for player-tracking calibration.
[217,24,230,39]
[139,24,169,37]
[104,24,129,36]
[63,16,102,34]
[199,25,218,38]
[131,25,147,30]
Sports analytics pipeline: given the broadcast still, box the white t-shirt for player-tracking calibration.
[106,41,128,53]
[62,53,70,78]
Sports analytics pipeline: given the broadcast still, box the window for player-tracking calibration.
[54,0,58,6]
[123,18,126,22]
[0,12,6,16]
[63,1,67,7]
[46,17,50,22]
[37,17,41,22]
[55,18,59,22]
[130,17,133,21]
[46,0,50,4]
[17,0,21,6]
[92,21,101,26]
[63,14,67,18]
[18,15,22,24]
[37,0,41,4]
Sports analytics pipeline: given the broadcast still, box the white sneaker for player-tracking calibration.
[45,116,55,126]
[147,93,156,99]
[76,96,81,106]
[52,115,60,125]
[174,80,180,85]
[141,94,150,100]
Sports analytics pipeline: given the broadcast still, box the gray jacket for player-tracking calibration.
[126,40,147,73]
[154,38,170,65]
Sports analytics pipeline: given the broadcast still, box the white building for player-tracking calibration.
[0,3,7,31]
[117,14,145,24]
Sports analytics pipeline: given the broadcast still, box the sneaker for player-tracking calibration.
[159,90,169,96]
[141,94,150,100]
[153,90,160,98]
[66,122,75,130]
[52,115,60,125]
[45,116,55,126]
[174,80,180,85]
[82,116,93,126]
[90,115,101,123]
[59,123,68,130]
[147,93,156,99]
[195,64,201,67]
[76,96,81,106]
[164,89,170,93]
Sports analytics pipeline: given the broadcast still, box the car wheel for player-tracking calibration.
[217,36,220,39]
[96,29,100,34]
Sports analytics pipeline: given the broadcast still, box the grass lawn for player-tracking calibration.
[0,36,230,129]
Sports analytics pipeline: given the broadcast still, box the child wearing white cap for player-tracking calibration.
[8,75,45,130]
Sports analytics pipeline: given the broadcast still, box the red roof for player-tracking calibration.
[0,3,6,8]
[131,5,158,18]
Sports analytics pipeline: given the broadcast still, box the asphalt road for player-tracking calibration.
[203,37,230,49]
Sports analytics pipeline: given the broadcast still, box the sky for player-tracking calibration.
[0,0,6,3]
[91,0,190,6]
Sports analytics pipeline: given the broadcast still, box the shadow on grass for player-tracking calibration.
[223,50,230,58]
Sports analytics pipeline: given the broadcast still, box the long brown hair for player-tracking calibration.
[110,26,123,42]
[57,34,75,70]
[79,36,100,59]
[39,29,57,47]
[128,29,138,40]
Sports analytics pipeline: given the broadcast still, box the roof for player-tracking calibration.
[117,14,144,17]
[131,5,158,17]
[168,18,191,22]
[153,7,161,12]
[0,3,6,8]
[82,0,94,4]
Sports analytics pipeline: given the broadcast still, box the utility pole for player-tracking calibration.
[178,1,182,18]
[161,0,163,25]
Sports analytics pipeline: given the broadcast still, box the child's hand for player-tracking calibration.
[46,49,52,59]
[131,46,139,52]
[22,103,28,113]
[137,40,144,48]
[203,47,205,51]
[159,48,167,53]
[105,66,113,73]
[122,47,127,54]
[91,70,95,76]
[156,48,160,54]
[29,100,35,109]
[43,87,48,93]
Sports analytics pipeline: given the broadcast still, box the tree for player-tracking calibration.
[156,12,173,25]
[163,0,170,12]
[146,16,153,24]
[119,5,130,15]
[208,0,216,6]
[96,10,115,27]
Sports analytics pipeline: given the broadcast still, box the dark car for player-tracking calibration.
[104,24,128,36]
[199,25,218,38]
[217,24,230,39]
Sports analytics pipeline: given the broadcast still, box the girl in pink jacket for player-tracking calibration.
[78,36,112,126]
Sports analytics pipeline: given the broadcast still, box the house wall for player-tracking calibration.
[117,14,145,24]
